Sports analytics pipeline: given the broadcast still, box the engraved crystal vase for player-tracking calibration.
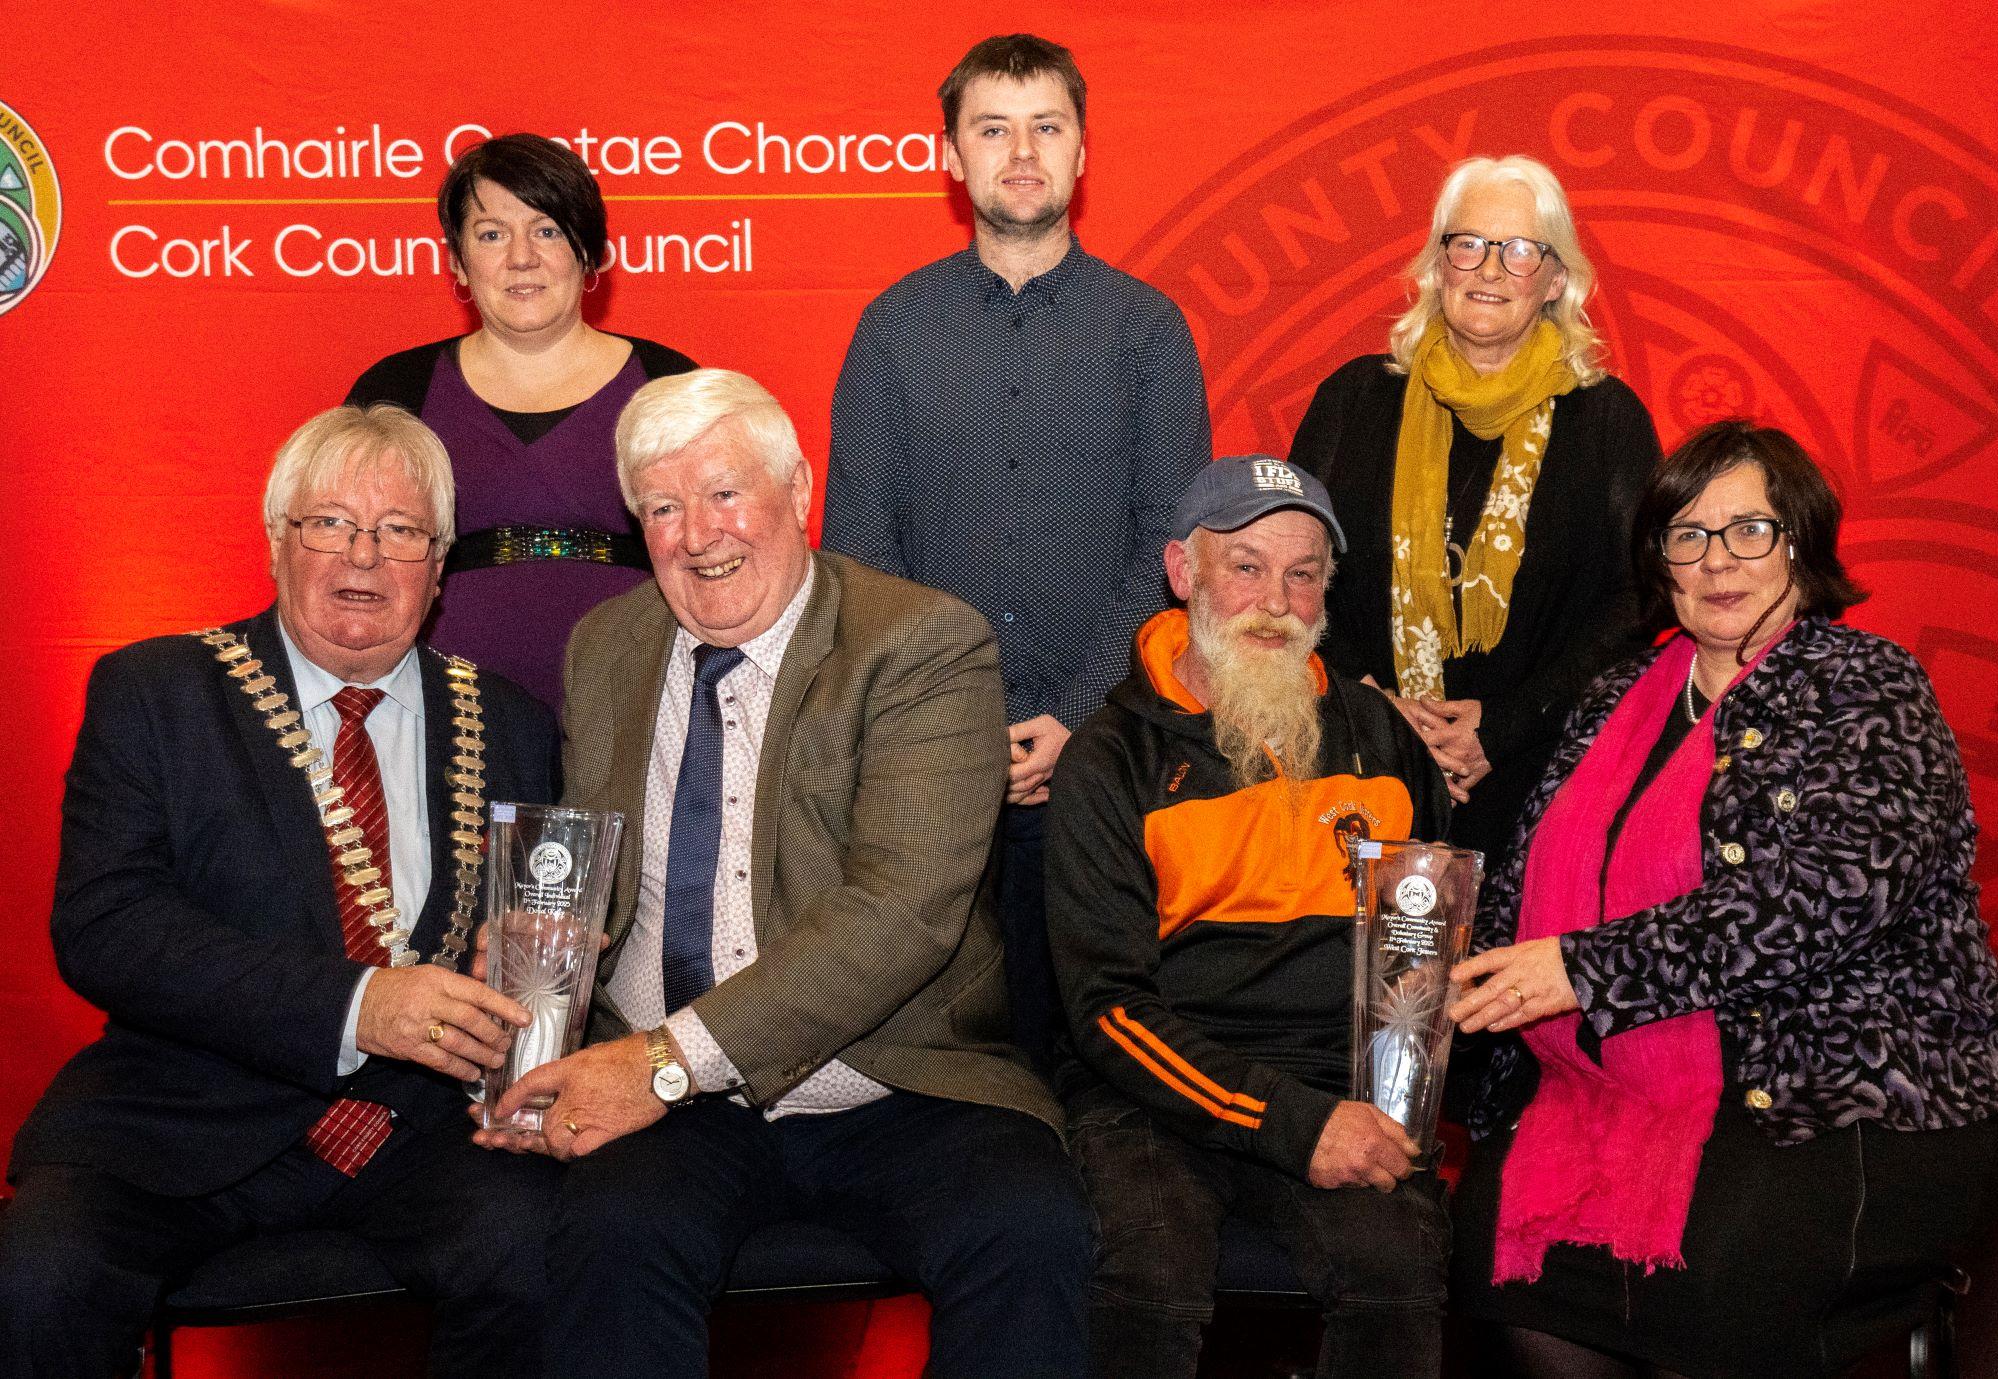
[478,803,624,1132]
[1349,838,1484,1152]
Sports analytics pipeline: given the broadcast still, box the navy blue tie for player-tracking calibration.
[659,642,746,1014]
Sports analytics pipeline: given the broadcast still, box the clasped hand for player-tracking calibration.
[1362,678,1490,804]
[1007,713,1070,807]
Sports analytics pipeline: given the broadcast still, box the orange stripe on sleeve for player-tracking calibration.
[1097,1013,1262,1130]
[1108,1008,1268,1114]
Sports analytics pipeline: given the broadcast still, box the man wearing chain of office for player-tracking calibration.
[0,404,562,1378]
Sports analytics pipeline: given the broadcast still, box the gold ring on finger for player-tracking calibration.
[1507,987,1525,1006]
[562,1118,581,1135]
[426,1022,446,1043]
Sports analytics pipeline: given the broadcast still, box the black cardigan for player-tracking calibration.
[346,334,697,412]
[1287,353,1662,868]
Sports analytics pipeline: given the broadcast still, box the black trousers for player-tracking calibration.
[1452,1093,1998,1378]
[545,1090,1094,1379]
[1069,1082,1449,1379]
[1000,802,1061,1069]
[0,1115,562,1379]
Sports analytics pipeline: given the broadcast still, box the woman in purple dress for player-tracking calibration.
[349,133,694,706]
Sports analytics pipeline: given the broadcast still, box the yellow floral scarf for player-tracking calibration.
[1389,318,1577,699]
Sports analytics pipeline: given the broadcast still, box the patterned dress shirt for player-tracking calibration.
[824,239,1211,728]
[604,564,890,1116]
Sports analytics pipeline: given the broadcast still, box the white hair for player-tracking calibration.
[615,368,805,510]
[1386,155,1608,386]
[262,404,455,550]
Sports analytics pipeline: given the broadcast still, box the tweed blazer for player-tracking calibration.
[561,551,1059,1133]
[1466,616,1998,1145]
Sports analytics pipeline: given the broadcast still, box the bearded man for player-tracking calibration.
[1046,455,1453,1379]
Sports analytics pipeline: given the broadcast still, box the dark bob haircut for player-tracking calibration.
[436,133,609,273]
[1631,418,1867,636]
[938,34,1087,135]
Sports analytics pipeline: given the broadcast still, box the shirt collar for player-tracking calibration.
[672,559,817,681]
[957,236,1085,307]
[277,620,425,717]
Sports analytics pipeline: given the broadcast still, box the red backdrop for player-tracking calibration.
[6,3,1996,1372]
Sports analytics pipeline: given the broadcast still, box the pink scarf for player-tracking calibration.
[1492,631,1785,1283]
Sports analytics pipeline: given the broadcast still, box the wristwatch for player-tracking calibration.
[646,1027,692,1106]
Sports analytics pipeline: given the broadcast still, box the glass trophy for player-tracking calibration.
[1349,838,1484,1152]
[478,802,624,1132]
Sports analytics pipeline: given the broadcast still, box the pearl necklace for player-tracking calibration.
[1683,656,1703,725]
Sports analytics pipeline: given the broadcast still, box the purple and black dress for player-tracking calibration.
[348,334,695,707]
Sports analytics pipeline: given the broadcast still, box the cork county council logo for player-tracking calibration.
[1127,37,1998,889]
[0,100,59,318]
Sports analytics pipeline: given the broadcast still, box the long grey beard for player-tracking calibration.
[1188,598,1326,790]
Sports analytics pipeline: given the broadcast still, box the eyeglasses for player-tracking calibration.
[1657,518,1786,565]
[1440,233,1557,277]
[288,514,440,562]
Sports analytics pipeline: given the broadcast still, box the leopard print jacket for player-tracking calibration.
[1464,616,1998,1145]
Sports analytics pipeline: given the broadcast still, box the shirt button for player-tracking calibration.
[734,948,745,958]
[1003,612,1016,623]
[1720,842,1746,865]
[725,719,736,728]
[726,795,738,805]
[1009,385,1021,398]
[1747,1007,1764,1022]
[1712,754,1732,774]
[1739,728,1765,749]
[735,869,746,880]
[1007,458,1020,470]
[1012,316,1023,330]
[1775,788,1798,812]
[1745,1088,1774,1111]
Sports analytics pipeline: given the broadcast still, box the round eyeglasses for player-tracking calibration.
[288,514,440,562]
[1440,233,1556,277]
[1657,518,1786,565]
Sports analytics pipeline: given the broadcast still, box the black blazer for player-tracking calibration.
[9,609,557,1195]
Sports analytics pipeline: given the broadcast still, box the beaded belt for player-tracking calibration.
[446,525,651,575]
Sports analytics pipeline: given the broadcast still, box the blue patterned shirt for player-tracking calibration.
[825,240,1210,728]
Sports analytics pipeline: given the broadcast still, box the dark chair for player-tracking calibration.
[149,1219,900,1378]
[1907,1265,1971,1379]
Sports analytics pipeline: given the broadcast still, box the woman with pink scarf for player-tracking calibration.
[1444,420,1998,1378]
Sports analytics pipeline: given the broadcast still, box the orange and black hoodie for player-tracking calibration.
[1047,609,1449,1180]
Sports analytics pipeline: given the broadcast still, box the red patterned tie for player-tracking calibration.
[304,686,397,1176]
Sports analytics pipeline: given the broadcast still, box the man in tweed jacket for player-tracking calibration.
[480,369,1090,1379]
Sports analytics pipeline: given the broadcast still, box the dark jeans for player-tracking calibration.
[1069,1082,1448,1379]
[0,1118,561,1379]
[546,1090,1093,1379]
[1000,802,1060,1069]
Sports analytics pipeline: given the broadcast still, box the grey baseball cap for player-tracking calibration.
[1171,455,1347,553]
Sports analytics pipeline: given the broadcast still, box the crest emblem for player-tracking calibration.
[528,841,574,887]
[0,102,59,318]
